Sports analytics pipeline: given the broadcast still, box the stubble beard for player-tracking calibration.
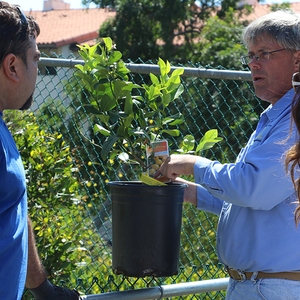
[20,93,33,111]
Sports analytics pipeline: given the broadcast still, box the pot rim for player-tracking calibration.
[108,180,188,188]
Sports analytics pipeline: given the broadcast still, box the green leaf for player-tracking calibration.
[149,73,159,85]
[158,58,171,77]
[108,50,122,64]
[172,84,184,100]
[108,111,120,123]
[93,124,110,136]
[161,92,171,106]
[100,94,117,111]
[171,68,184,77]
[137,109,147,128]
[124,93,133,115]
[161,129,180,136]
[116,61,130,77]
[98,114,110,124]
[181,135,195,152]
[88,43,98,56]
[93,67,109,79]
[82,104,102,115]
[117,114,133,136]
[75,64,84,72]
[196,129,223,152]
[123,82,141,91]
[145,85,161,102]
[113,80,127,99]
[102,37,113,51]
[101,135,119,160]
[164,118,184,126]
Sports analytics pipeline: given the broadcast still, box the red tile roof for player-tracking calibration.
[26,3,300,48]
[242,2,300,21]
[26,8,116,48]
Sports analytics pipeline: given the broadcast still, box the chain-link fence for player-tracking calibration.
[17,53,265,299]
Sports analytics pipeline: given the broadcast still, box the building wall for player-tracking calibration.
[43,0,70,11]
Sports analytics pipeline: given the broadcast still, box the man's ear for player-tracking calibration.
[2,54,20,83]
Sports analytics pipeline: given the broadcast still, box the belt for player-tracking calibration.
[226,267,300,282]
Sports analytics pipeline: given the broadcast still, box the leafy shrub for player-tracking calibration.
[4,111,105,295]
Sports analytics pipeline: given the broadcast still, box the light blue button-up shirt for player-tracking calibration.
[194,89,300,272]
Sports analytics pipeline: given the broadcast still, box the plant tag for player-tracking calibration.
[139,173,167,186]
[146,140,169,177]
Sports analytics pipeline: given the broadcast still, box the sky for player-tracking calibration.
[5,0,299,11]
[6,0,98,11]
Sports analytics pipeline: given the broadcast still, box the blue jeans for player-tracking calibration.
[226,278,300,300]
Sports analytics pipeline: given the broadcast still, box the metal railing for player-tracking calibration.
[39,57,252,81]
[82,278,230,299]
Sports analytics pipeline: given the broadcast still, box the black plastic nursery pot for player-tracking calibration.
[109,181,187,277]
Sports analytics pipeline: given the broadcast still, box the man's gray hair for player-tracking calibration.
[242,10,300,51]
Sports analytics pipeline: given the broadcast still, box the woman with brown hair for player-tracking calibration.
[286,72,300,224]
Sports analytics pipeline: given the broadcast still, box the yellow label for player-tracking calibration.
[139,173,167,186]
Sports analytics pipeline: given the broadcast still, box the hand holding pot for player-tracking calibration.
[154,154,199,180]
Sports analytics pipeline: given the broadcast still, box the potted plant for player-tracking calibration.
[74,37,222,277]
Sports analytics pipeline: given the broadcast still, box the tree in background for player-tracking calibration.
[185,8,264,162]
[94,0,252,62]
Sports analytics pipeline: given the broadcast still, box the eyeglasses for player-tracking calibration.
[292,72,300,92]
[15,6,28,31]
[240,48,286,65]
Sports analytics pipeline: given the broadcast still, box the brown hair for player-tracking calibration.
[285,89,300,224]
[0,2,40,66]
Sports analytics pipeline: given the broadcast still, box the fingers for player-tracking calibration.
[153,156,178,181]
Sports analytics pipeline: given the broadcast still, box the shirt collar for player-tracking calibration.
[262,88,294,121]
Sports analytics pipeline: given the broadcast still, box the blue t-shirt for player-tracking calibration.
[195,89,300,272]
[0,112,28,299]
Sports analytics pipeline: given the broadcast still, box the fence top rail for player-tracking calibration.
[81,277,230,300]
[39,57,252,81]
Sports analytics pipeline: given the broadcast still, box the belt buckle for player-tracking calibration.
[226,267,247,282]
[235,269,247,282]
